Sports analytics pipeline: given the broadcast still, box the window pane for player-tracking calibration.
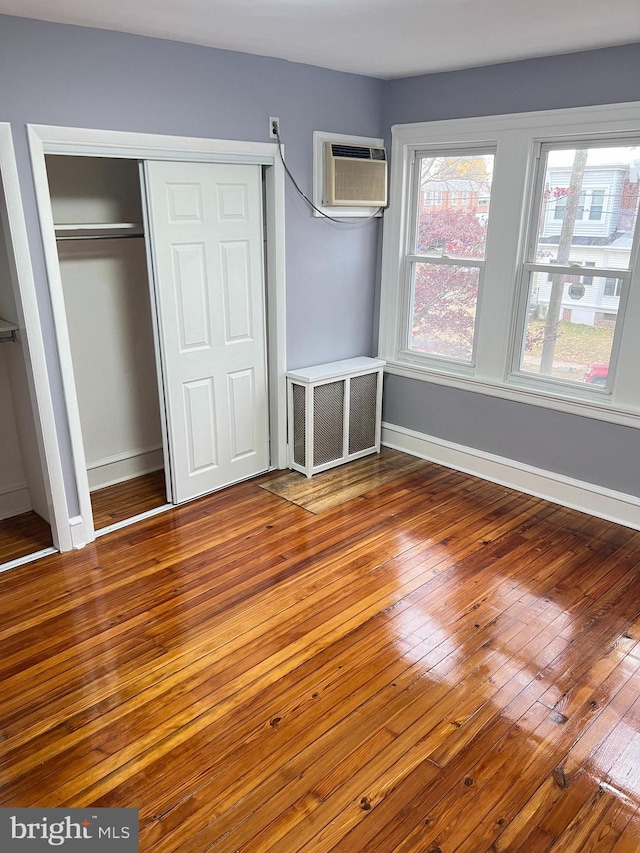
[604,277,622,297]
[416,153,494,258]
[409,262,479,362]
[519,271,622,385]
[534,145,640,271]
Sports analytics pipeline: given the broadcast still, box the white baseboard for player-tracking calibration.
[382,422,640,532]
[87,446,164,491]
[0,482,31,520]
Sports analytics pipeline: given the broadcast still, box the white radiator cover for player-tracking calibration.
[286,357,385,477]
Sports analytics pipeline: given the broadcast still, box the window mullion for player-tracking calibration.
[473,133,533,382]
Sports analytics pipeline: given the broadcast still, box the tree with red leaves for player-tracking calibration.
[411,207,486,360]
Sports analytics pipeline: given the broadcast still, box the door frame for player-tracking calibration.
[0,123,68,553]
[27,124,287,549]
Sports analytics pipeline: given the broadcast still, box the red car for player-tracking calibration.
[584,362,608,386]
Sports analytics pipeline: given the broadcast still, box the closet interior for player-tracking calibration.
[0,175,53,566]
[46,155,169,532]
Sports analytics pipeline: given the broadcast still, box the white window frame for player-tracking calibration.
[511,138,639,399]
[402,146,496,370]
[378,102,640,429]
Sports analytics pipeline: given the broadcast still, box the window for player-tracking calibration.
[516,143,639,389]
[407,151,495,363]
[556,189,607,222]
[379,102,640,427]
[604,277,623,297]
[587,189,605,220]
[554,195,568,220]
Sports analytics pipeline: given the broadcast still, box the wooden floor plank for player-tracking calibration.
[90,469,168,530]
[0,451,639,852]
[610,807,640,853]
[0,510,52,564]
[258,448,427,513]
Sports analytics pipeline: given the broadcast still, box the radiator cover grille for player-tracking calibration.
[349,372,377,454]
[313,381,345,467]
[292,382,306,467]
[287,361,383,477]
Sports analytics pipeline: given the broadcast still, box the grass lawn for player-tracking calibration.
[526,320,613,366]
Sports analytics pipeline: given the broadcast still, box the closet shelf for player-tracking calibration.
[0,317,18,343]
[55,223,145,241]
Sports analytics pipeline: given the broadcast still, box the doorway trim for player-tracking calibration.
[27,124,287,549]
[0,123,68,552]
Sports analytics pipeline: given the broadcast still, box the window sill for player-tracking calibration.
[382,358,640,429]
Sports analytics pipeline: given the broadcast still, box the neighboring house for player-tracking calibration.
[421,181,491,216]
[535,164,639,326]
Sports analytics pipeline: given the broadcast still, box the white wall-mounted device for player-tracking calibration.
[312,131,386,218]
[324,142,387,207]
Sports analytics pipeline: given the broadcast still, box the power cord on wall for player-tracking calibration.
[274,128,383,225]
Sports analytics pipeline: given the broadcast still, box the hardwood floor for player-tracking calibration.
[91,469,168,530]
[1,452,640,851]
[260,448,426,513]
[0,510,53,565]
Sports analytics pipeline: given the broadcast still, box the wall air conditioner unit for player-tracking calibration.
[324,142,387,207]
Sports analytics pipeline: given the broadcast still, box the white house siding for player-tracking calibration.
[542,166,626,242]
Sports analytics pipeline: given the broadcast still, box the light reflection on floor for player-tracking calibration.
[391,567,640,820]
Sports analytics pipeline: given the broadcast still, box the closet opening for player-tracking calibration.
[0,174,54,567]
[45,155,170,534]
[28,123,287,551]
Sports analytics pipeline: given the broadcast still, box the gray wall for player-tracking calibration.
[380,44,640,498]
[0,14,383,513]
[383,43,640,127]
[0,15,384,367]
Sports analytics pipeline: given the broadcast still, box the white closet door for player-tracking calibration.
[144,161,269,503]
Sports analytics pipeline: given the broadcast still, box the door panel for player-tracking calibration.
[145,161,268,503]
[172,243,211,350]
[228,368,257,460]
[221,241,254,341]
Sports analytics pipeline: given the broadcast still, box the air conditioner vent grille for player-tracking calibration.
[331,144,373,159]
[324,141,388,207]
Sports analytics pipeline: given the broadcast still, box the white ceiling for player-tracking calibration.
[1,0,639,79]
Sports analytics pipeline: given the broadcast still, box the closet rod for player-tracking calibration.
[55,233,145,242]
